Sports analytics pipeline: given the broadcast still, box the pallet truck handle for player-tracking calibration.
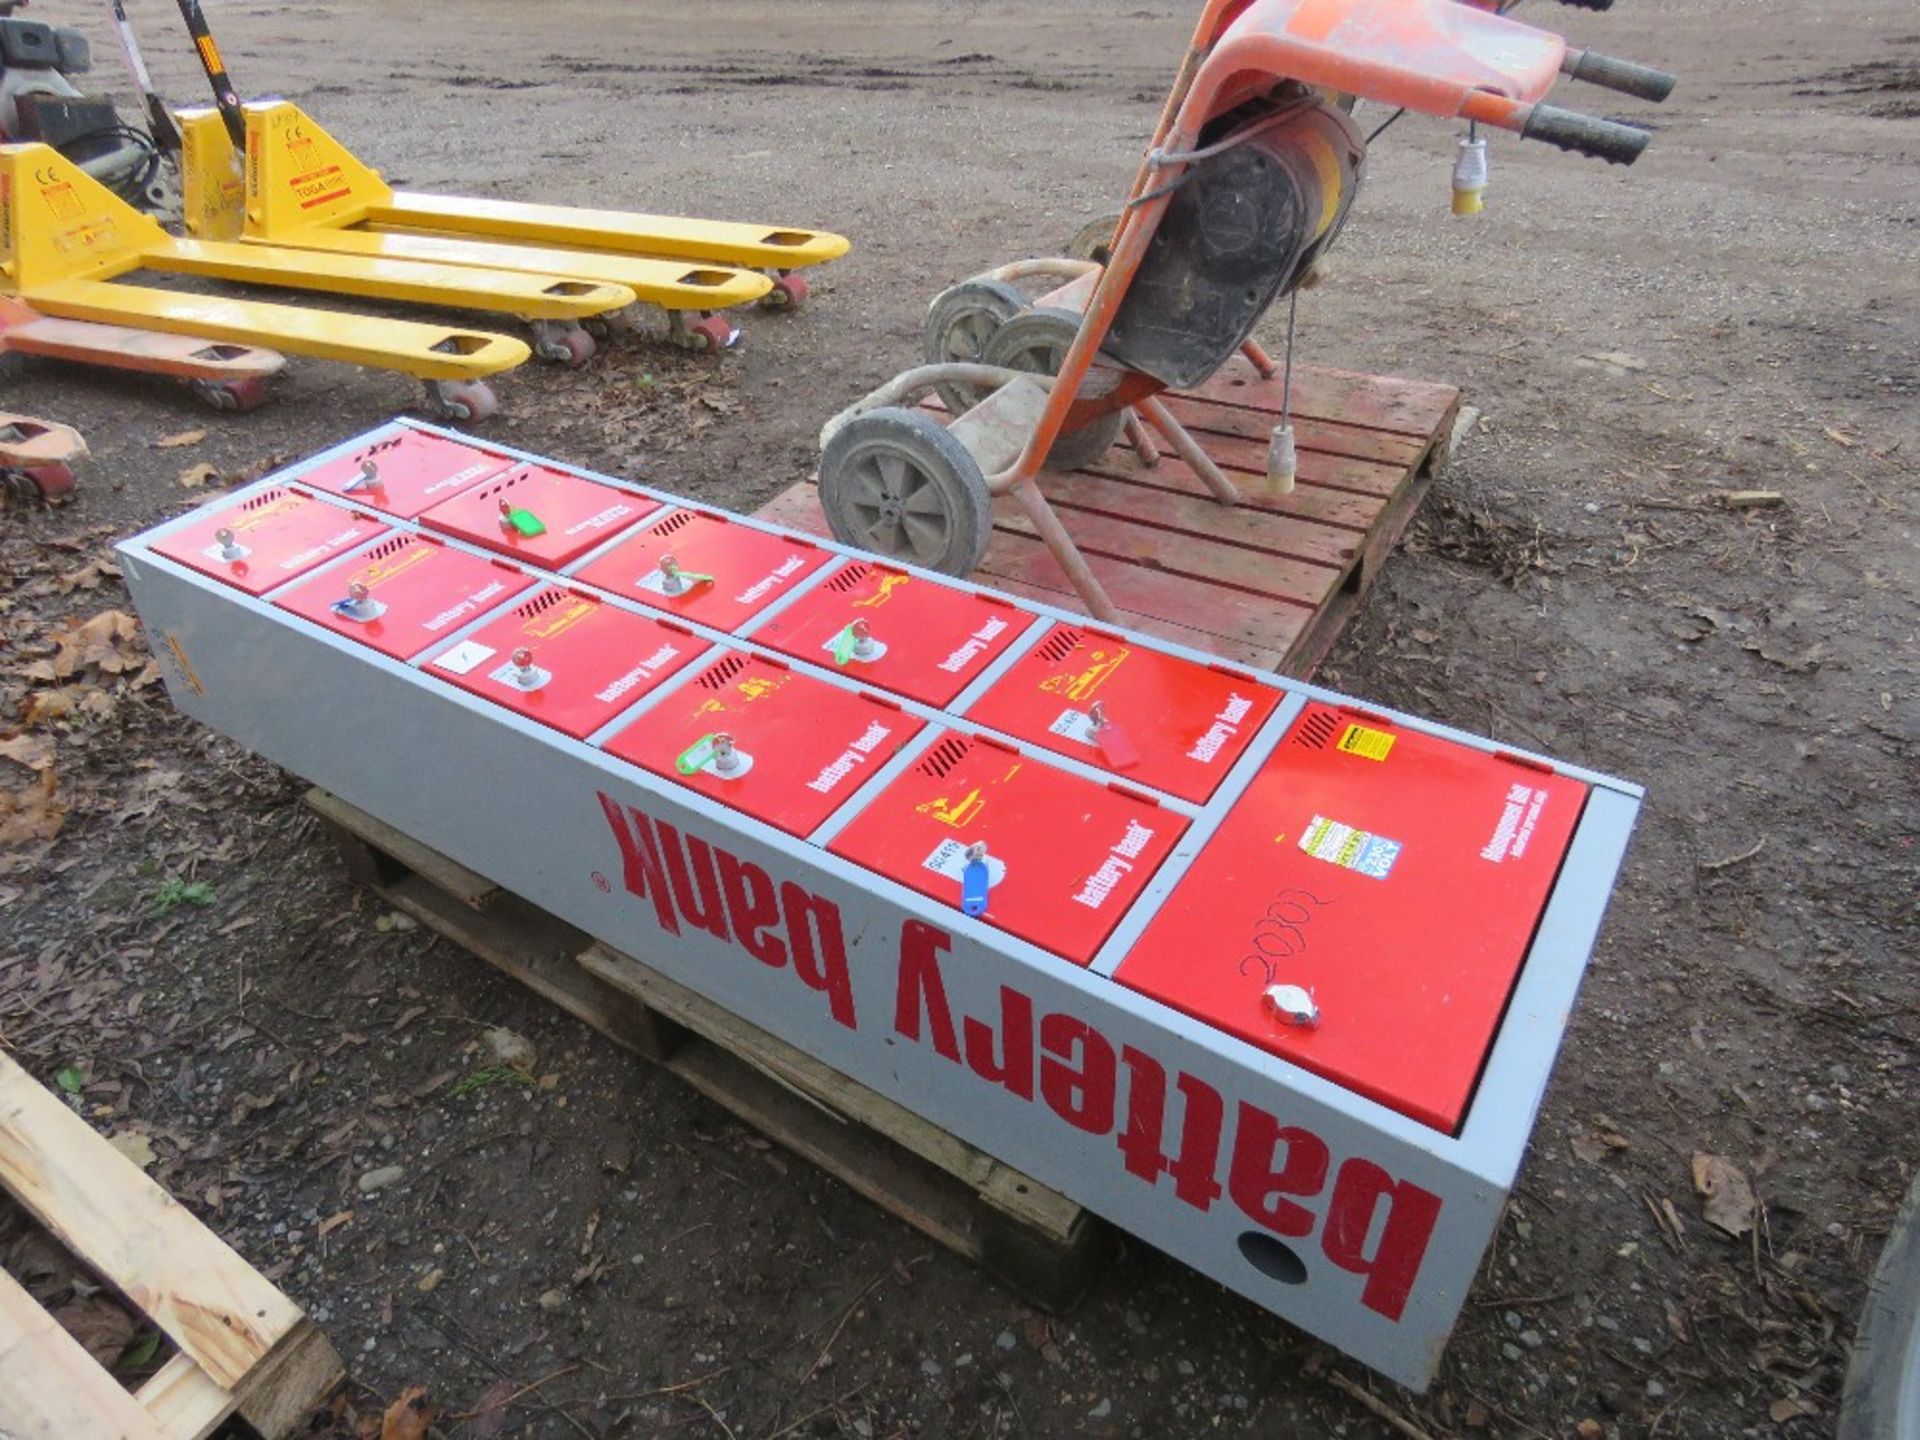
[1562,49,1678,104]
[1520,105,1651,166]
[175,0,247,148]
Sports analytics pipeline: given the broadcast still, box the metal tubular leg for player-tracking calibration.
[1240,339,1281,379]
[1123,408,1162,468]
[1009,478,1121,624]
[1138,395,1241,505]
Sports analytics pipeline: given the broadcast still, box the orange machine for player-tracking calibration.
[815,0,1674,619]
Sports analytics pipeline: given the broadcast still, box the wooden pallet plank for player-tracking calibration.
[308,787,499,910]
[977,527,1316,657]
[1161,394,1427,467]
[230,1322,345,1440]
[1032,478,1360,571]
[1191,360,1461,438]
[989,501,1339,609]
[0,1264,172,1440]
[135,1355,234,1440]
[974,573,1289,672]
[0,1053,301,1391]
[1076,449,1389,531]
[377,872,675,1062]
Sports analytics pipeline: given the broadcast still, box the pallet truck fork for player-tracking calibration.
[177,104,773,353]
[0,296,284,412]
[2,142,634,368]
[0,145,533,419]
[816,0,1675,620]
[0,412,86,502]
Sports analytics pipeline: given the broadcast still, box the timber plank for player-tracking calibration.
[1161,394,1428,467]
[1192,359,1460,437]
[0,1052,300,1390]
[0,1266,170,1440]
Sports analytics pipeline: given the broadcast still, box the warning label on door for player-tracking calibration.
[1299,814,1402,881]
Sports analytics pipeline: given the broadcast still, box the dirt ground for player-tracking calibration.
[2,0,1916,1435]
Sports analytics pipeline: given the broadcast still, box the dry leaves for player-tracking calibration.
[155,428,207,449]
[50,1294,136,1368]
[379,1385,436,1440]
[178,462,220,489]
[1692,1152,1757,1237]
[106,1131,157,1170]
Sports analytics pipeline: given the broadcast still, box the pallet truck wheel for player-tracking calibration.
[819,406,991,577]
[22,464,75,502]
[428,380,500,425]
[534,323,597,369]
[763,272,809,310]
[689,314,738,353]
[981,306,1127,471]
[924,278,1028,414]
[189,376,272,413]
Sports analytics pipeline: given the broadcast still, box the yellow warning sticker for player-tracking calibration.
[1336,723,1396,762]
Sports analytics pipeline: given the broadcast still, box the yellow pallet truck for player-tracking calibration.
[0,295,286,413]
[0,146,545,420]
[180,106,779,353]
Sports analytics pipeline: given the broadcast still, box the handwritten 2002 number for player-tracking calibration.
[1237,888,1333,989]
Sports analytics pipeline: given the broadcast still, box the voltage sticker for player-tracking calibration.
[1337,723,1396,762]
[1299,814,1402,881]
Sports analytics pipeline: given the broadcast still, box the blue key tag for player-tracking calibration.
[961,842,993,917]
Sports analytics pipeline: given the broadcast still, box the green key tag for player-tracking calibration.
[676,570,715,589]
[504,506,547,538]
[675,734,718,776]
[829,625,860,666]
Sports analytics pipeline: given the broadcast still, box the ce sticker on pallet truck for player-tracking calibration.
[117,419,1643,1391]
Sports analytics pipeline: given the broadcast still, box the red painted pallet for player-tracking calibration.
[756,358,1462,677]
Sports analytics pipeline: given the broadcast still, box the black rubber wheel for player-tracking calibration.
[1841,1171,1920,1439]
[981,306,1127,472]
[924,278,1028,415]
[818,407,992,576]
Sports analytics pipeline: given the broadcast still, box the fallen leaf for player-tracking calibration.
[467,1380,518,1439]
[1769,1395,1818,1423]
[178,462,220,489]
[156,428,208,449]
[52,1296,137,1368]
[21,690,77,724]
[380,1386,436,1440]
[0,733,55,772]
[318,1210,355,1238]
[482,1027,537,1074]
[1692,1152,1757,1237]
[107,1131,157,1170]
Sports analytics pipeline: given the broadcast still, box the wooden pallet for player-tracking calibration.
[0,1053,342,1440]
[308,789,1118,1311]
[756,357,1465,676]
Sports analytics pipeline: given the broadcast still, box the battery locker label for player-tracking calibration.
[963,623,1281,802]
[423,587,707,739]
[150,488,389,596]
[603,652,923,837]
[419,462,657,569]
[752,562,1028,707]
[274,534,534,660]
[827,733,1185,965]
[1112,703,1591,1133]
[295,426,513,519]
[570,509,831,632]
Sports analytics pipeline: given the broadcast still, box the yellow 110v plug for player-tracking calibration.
[1452,134,1488,216]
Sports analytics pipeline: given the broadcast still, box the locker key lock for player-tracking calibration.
[961,842,993,917]
[711,732,744,775]
[505,646,552,692]
[333,580,382,622]
[343,459,382,493]
[1088,701,1142,771]
[213,526,248,562]
[498,497,547,538]
[657,554,714,596]
[1263,984,1321,1029]
[829,620,885,666]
